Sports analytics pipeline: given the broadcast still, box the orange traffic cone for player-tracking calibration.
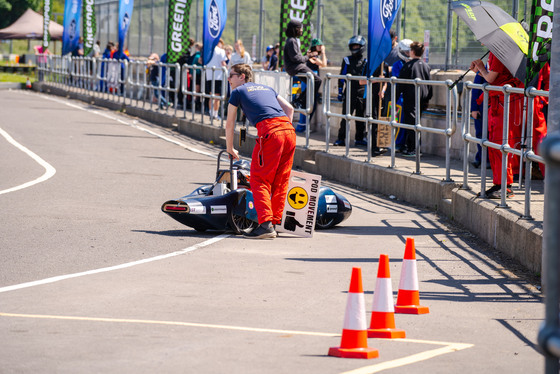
[368,254,406,338]
[328,267,379,359]
[395,238,430,314]
[25,77,32,89]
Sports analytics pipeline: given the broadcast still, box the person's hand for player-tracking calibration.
[470,59,484,73]
[227,147,239,160]
[471,111,480,120]
[309,57,318,65]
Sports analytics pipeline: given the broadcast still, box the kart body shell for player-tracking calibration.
[162,151,351,233]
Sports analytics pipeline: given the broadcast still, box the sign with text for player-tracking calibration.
[278,170,322,238]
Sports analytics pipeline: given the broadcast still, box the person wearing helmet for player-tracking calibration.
[390,39,413,152]
[283,20,322,113]
[333,35,368,147]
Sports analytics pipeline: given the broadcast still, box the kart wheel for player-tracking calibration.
[230,213,257,234]
[315,216,335,230]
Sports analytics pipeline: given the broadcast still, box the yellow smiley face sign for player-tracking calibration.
[287,187,308,210]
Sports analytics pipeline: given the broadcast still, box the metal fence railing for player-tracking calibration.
[37,54,548,226]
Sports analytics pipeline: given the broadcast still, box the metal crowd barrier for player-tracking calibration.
[324,74,458,175]
[461,81,548,217]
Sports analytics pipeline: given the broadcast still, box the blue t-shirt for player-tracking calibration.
[229,82,286,125]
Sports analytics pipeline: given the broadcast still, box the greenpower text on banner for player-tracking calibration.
[167,0,193,64]
[83,0,97,56]
[278,0,316,68]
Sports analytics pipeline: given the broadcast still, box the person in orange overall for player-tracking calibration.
[532,62,549,178]
[226,63,296,239]
[471,52,523,199]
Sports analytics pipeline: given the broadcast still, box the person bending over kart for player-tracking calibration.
[226,64,296,239]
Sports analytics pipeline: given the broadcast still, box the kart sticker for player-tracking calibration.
[343,200,351,209]
[210,205,227,214]
[326,204,338,213]
[325,195,336,204]
[187,201,206,214]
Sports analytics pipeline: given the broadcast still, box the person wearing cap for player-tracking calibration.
[226,63,296,239]
[283,20,322,113]
[262,45,278,71]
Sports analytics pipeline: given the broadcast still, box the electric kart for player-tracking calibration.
[161,151,352,234]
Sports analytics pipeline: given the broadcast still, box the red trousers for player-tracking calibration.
[533,96,547,177]
[251,117,296,225]
[488,94,523,186]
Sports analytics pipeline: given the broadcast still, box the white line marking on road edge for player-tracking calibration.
[0,127,57,195]
[339,342,474,374]
[0,234,229,294]
[0,312,339,337]
[36,93,218,158]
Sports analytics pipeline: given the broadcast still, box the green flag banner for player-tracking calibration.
[43,0,52,48]
[83,0,97,56]
[278,0,316,68]
[167,0,193,64]
[526,0,554,86]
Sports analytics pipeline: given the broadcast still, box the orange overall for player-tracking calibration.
[251,116,296,225]
[532,62,549,177]
[483,53,524,186]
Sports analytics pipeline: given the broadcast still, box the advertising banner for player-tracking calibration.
[118,0,134,54]
[526,0,554,86]
[278,0,316,68]
[43,0,52,48]
[277,170,322,238]
[367,0,402,75]
[82,0,96,56]
[202,0,227,65]
[167,0,193,64]
[62,0,82,55]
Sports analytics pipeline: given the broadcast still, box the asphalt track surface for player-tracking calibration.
[0,90,544,373]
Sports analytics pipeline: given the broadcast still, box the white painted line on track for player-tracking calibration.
[0,234,230,294]
[0,127,56,195]
[0,312,339,337]
[35,92,218,158]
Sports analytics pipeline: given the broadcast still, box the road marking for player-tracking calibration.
[0,234,229,294]
[35,93,218,158]
[0,311,474,372]
[0,127,56,195]
[339,342,474,374]
[0,312,339,337]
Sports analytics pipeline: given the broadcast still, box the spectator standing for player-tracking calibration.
[93,40,101,58]
[532,61,549,179]
[333,35,368,147]
[283,20,322,114]
[34,44,51,81]
[205,39,228,119]
[470,72,488,168]
[189,42,203,111]
[470,51,523,198]
[225,64,296,239]
[224,44,233,65]
[147,53,168,108]
[229,39,252,67]
[384,29,400,68]
[390,39,412,152]
[396,41,432,157]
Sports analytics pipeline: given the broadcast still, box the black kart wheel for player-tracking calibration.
[230,213,258,234]
[315,216,335,230]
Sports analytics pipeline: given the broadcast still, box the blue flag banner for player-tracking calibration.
[202,0,227,65]
[118,0,134,55]
[367,0,402,75]
[61,0,82,55]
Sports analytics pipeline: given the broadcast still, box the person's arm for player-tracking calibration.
[277,95,294,120]
[470,59,498,84]
[226,104,239,159]
[285,39,308,64]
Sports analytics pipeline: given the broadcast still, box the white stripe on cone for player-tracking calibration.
[398,259,419,291]
[372,278,395,313]
[343,292,367,331]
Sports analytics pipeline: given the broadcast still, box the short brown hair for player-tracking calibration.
[410,42,425,57]
[230,63,253,83]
